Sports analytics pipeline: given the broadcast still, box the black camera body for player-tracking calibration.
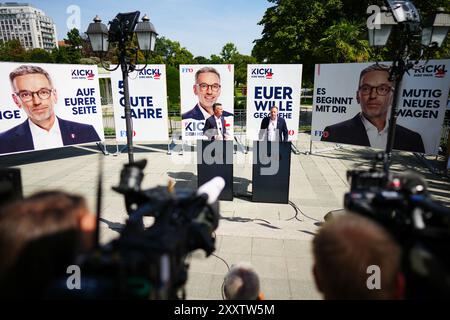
[52,160,221,299]
[344,154,450,298]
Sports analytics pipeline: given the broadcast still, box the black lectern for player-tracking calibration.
[197,140,233,201]
[252,141,291,203]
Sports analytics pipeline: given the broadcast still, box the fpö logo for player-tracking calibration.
[251,68,274,79]
[413,64,448,78]
[71,69,95,80]
[138,68,162,79]
[120,130,137,137]
[181,67,194,73]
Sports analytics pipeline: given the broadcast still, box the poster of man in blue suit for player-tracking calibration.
[0,64,103,155]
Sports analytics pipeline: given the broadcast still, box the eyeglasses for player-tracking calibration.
[358,84,393,96]
[197,83,221,92]
[15,88,53,102]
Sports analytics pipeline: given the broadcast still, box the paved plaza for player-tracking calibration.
[0,133,449,299]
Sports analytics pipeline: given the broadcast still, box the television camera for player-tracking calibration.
[344,152,450,298]
[53,159,224,299]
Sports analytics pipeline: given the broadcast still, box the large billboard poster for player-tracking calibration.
[111,64,169,142]
[311,60,450,155]
[180,64,234,141]
[246,64,302,141]
[0,62,104,156]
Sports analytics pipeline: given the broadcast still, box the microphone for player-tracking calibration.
[197,176,225,204]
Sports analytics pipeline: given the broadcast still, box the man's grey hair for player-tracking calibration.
[358,63,393,87]
[224,262,260,300]
[9,65,53,89]
[195,66,221,83]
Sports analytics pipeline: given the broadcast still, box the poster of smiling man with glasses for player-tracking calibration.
[0,63,104,155]
[311,61,450,154]
[180,65,234,140]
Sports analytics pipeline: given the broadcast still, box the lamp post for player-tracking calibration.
[368,1,450,172]
[86,12,158,164]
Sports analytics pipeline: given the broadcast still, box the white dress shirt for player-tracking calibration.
[215,115,223,139]
[360,114,388,150]
[29,118,64,150]
[267,118,278,141]
[200,105,212,120]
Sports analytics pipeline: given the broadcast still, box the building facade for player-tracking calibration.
[0,2,58,51]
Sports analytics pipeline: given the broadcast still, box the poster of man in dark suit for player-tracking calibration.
[321,63,425,153]
[182,66,233,120]
[0,65,100,154]
[259,106,289,142]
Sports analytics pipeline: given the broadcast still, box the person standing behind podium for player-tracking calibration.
[203,103,229,141]
[258,106,288,142]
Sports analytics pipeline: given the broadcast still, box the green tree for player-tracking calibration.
[220,42,239,62]
[194,56,210,64]
[0,40,26,61]
[314,20,370,63]
[166,65,180,111]
[25,48,53,63]
[66,28,83,48]
[231,53,257,87]
[153,36,194,67]
[209,54,223,64]
[252,0,450,86]
[51,46,71,63]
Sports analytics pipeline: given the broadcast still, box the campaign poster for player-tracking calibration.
[0,62,104,156]
[311,60,450,155]
[110,64,169,142]
[180,64,234,141]
[246,64,302,141]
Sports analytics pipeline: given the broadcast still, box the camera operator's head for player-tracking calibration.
[312,213,404,300]
[0,190,95,298]
[223,262,262,300]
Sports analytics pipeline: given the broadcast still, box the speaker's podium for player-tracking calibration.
[197,140,233,201]
[252,141,291,203]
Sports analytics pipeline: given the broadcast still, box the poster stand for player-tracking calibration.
[414,153,445,175]
[96,141,110,155]
[234,135,247,154]
[303,140,343,155]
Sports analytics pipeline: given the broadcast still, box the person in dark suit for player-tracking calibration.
[182,66,233,120]
[321,63,425,153]
[202,103,229,140]
[259,106,289,142]
[0,65,100,154]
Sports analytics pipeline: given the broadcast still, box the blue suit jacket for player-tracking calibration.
[259,116,289,142]
[202,115,227,140]
[320,113,425,153]
[0,117,101,154]
[182,104,233,120]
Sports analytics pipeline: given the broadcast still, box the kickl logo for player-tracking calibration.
[435,68,446,78]
[413,64,448,78]
[71,69,95,80]
[138,68,162,79]
[251,68,274,79]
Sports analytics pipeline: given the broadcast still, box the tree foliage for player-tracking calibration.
[220,43,239,62]
[252,0,450,86]
[154,36,194,68]
[0,39,26,61]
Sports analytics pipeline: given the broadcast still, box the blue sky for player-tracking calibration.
[31,0,272,57]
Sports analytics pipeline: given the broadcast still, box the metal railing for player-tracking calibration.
[102,107,313,138]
